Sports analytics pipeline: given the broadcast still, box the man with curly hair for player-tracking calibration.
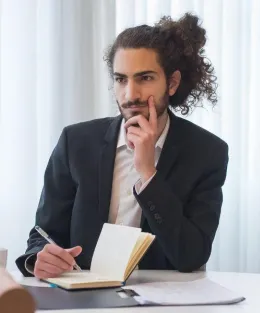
[16,13,229,278]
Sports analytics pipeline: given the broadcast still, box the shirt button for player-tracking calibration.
[127,189,132,196]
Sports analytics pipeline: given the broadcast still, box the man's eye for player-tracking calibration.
[141,75,153,81]
[115,77,126,84]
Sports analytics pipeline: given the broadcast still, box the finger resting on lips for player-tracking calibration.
[148,96,157,128]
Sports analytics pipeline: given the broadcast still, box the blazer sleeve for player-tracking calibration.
[134,143,229,272]
[16,127,76,276]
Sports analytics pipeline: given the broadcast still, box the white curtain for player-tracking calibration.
[0,0,259,272]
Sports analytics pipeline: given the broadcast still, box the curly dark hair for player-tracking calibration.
[104,13,217,115]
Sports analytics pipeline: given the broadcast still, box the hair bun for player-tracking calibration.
[156,13,206,56]
[178,13,206,53]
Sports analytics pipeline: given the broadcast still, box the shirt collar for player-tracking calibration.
[156,114,170,149]
[117,119,127,148]
[117,115,170,150]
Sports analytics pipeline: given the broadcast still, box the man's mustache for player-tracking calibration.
[121,100,148,109]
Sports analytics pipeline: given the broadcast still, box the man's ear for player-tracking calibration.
[168,70,181,96]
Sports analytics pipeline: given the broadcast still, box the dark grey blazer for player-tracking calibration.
[16,111,228,276]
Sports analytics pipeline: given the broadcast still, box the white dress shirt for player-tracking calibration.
[108,115,170,228]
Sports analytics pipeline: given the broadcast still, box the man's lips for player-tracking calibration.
[125,105,147,109]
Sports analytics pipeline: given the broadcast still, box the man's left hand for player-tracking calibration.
[124,96,157,183]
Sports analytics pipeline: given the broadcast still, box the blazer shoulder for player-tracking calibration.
[177,116,228,149]
[64,117,116,139]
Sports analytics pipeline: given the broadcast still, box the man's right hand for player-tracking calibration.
[34,244,82,279]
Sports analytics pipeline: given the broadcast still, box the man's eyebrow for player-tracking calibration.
[113,72,127,78]
[113,70,158,77]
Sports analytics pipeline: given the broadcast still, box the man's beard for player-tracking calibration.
[117,90,169,121]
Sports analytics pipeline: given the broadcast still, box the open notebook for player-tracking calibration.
[45,223,155,290]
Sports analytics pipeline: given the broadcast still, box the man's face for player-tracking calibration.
[113,48,169,121]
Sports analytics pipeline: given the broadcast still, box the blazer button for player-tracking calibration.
[150,205,155,212]
[147,201,153,207]
[157,217,162,224]
[154,213,161,219]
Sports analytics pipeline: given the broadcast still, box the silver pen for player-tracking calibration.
[35,225,82,271]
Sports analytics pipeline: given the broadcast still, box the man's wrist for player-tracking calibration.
[140,168,157,184]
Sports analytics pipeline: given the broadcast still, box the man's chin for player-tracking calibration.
[122,108,149,121]
[123,112,149,121]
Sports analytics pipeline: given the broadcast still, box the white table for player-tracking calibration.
[11,270,260,313]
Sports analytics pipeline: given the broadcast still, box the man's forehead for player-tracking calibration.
[113,48,162,74]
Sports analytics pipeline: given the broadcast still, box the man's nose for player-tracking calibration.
[125,81,141,102]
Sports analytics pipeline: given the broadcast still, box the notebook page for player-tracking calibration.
[90,224,141,281]
[47,271,112,285]
[123,278,245,305]
[129,233,148,259]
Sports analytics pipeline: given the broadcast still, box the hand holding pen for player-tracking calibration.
[33,225,82,279]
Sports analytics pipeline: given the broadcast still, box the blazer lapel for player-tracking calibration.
[98,115,122,223]
[156,111,181,179]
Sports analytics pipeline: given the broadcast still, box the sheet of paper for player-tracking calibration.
[90,223,141,281]
[123,278,245,305]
